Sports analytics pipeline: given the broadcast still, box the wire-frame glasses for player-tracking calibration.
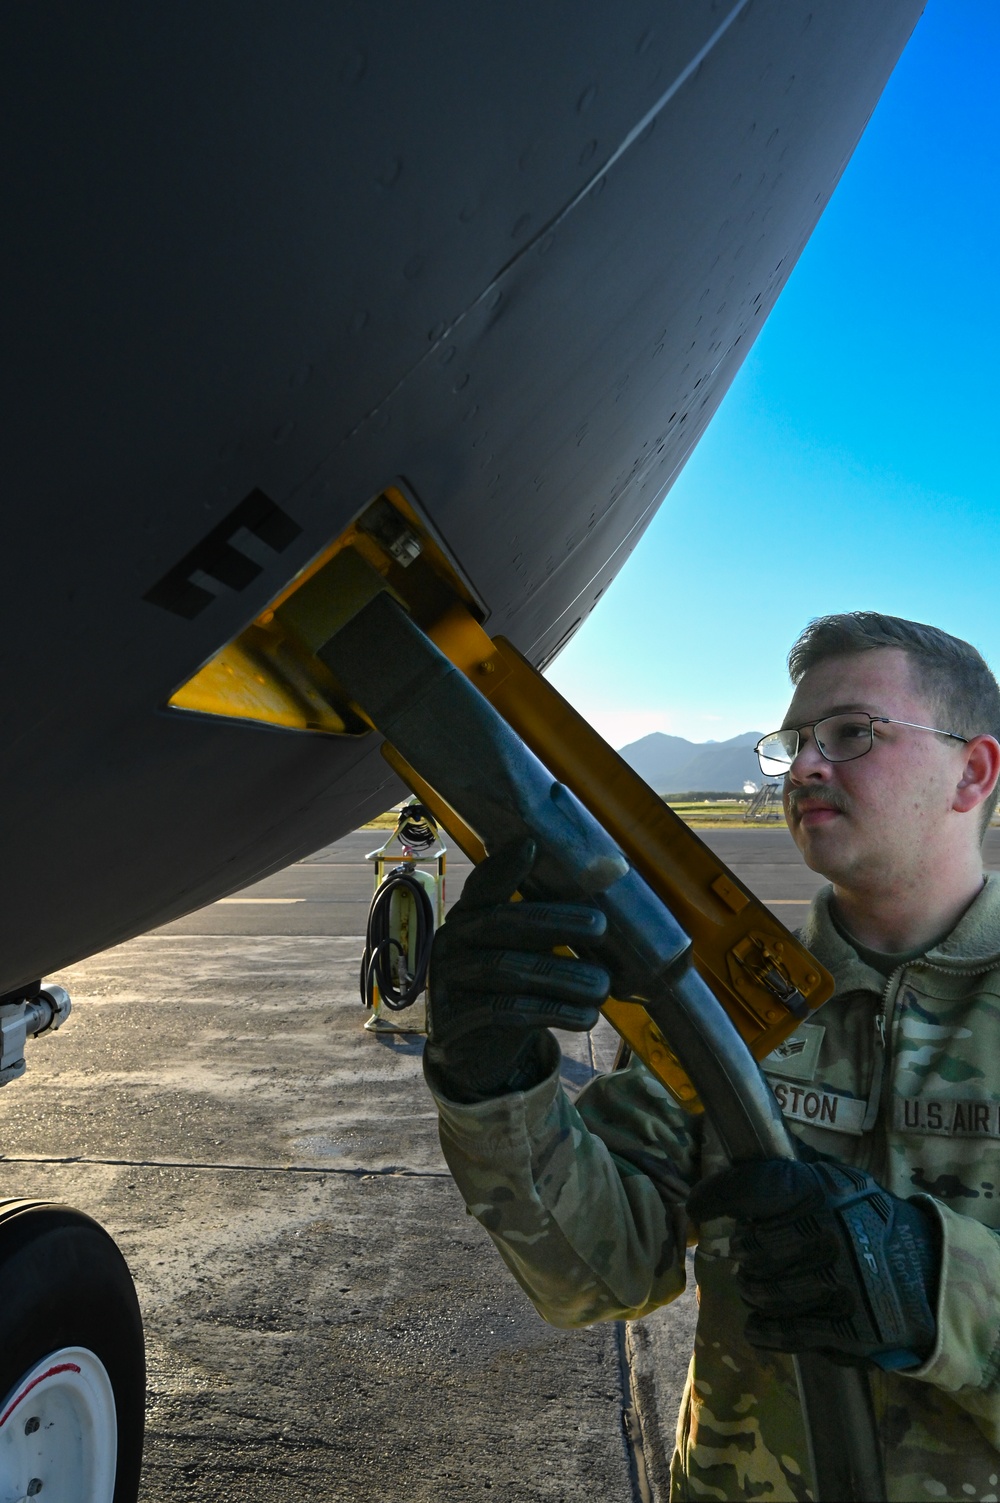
[754,713,967,778]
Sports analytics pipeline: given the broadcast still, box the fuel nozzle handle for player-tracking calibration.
[322,591,789,1163]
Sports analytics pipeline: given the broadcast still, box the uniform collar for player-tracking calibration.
[800,889,885,997]
[922,871,1000,970]
[801,872,1000,984]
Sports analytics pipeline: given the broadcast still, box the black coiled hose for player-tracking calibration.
[360,866,435,1010]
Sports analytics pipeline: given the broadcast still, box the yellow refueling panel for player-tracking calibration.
[167,485,834,1109]
[168,484,486,735]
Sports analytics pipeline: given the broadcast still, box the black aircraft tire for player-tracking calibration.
[0,1200,145,1502]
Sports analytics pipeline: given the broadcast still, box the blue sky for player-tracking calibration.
[547,0,999,751]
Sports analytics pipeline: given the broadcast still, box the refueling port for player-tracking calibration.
[167,483,486,736]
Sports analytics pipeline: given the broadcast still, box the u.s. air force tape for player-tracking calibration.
[892,1097,1000,1138]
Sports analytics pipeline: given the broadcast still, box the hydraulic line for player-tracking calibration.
[360,866,435,1011]
[319,590,887,1503]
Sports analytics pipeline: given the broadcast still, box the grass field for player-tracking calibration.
[664,799,767,827]
[362,798,778,833]
[364,794,1000,836]
[361,811,406,830]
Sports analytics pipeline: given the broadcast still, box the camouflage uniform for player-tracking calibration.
[426,875,1000,1501]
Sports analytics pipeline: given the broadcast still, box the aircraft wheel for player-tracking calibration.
[0,1201,145,1503]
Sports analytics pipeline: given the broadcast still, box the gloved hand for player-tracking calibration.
[687,1158,941,1371]
[425,838,611,1103]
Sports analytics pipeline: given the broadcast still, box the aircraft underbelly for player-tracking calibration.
[1,1,923,990]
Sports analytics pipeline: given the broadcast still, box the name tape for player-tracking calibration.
[768,1080,866,1135]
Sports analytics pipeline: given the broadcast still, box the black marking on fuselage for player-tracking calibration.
[144,489,302,619]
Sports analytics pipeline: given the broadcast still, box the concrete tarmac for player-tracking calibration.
[4,827,996,1500]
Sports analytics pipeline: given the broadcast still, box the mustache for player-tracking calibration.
[785,786,850,817]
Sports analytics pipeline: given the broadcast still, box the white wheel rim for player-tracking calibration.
[0,1346,117,1503]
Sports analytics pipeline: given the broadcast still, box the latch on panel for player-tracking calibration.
[728,934,813,1023]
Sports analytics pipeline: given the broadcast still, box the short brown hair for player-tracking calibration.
[788,612,1000,831]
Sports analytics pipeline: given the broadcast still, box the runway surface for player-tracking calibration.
[155,824,836,937]
[3,826,996,1499]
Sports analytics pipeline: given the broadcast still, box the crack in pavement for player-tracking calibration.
[0,1154,450,1179]
[617,1321,653,1503]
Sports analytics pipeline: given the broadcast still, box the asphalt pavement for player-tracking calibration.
[157,825,832,940]
[3,825,994,1500]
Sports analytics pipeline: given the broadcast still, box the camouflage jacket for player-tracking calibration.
[426,874,1000,1501]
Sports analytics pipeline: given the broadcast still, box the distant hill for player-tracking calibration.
[615,732,697,785]
[617,730,765,795]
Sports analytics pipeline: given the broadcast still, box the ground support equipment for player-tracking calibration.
[361,803,445,1034]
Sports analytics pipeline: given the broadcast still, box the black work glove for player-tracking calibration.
[425,838,610,1103]
[687,1158,940,1371]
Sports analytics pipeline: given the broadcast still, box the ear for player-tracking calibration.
[952,735,1000,815]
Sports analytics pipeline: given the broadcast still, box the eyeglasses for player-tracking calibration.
[754,713,968,777]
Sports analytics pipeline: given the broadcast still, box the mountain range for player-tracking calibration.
[616,730,766,795]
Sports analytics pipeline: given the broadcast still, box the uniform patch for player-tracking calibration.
[762,1023,825,1082]
[769,1080,867,1135]
[893,1097,1000,1138]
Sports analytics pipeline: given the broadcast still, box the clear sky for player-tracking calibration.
[547,0,999,751]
